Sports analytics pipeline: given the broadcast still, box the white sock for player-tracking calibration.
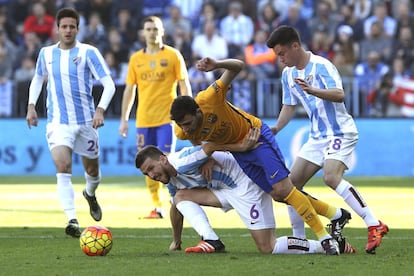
[57,173,76,221]
[287,205,306,238]
[336,179,379,227]
[176,201,219,240]
[85,171,101,196]
[272,236,324,254]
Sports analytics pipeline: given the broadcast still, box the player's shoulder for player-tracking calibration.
[129,49,145,59]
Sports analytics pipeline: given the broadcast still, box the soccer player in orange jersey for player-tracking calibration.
[119,16,192,219]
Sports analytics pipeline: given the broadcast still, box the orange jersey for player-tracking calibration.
[174,80,262,144]
[126,45,188,127]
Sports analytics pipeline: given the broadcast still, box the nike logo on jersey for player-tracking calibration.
[250,221,258,225]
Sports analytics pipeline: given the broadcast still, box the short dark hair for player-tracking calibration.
[135,145,164,169]
[56,8,80,27]
[170,96,199,122]
[266,25,301,48]
[142,15,163,28]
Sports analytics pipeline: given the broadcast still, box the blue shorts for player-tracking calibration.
[232,124,290,193]
[136,123,174,153]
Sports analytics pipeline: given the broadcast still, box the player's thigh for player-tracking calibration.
[289,156,320,189]
[174,188,222,208]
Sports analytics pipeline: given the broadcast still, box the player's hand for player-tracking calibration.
[119,121,128,138]
[26,105,38,129]
[294,78,312,93]
[196,57,216,72]
[199,157,222,182]
[169,240,182,251]
[240,128,262,151]
[93,108,105,129]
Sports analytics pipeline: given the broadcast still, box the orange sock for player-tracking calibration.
[145,176,162,208]
[284,187,330,240]
[302,191,337,219]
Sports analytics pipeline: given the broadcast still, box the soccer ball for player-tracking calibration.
[79,225,113,256]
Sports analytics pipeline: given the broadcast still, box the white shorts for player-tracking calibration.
[212,180,275,230]
[46,123,100,159]
[298,134,358,169]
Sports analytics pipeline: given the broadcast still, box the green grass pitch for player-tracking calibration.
[0,176,413,276]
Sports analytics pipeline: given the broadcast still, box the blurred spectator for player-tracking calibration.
[354,50,390,116]
[110,0,143,26]
[23,2,55,45]
[391,26,414,74]
[258,0,314,22]
[187,56,214,95]
[244,29,278,80]
[112,7,139,46]
[219,1,254,58]
[309,1,339,48]
[142,0,171,18]
[359,21,393,64]
[363,2,397,39]
[192,2,219,35]
[310,25,335,61]
[191,20,228,60]
[0,7,19,45]
[229,63,255,114]
[102,27,130,65]
[171,0,203,29]
[393,0,414,40]
[389,59,414,117]
[255,2,281,34]
[347,0,372,20]
[163,5,192,42]
[7,0,32,41]
[166,26,192,68]
[0,46,13,117]
[14,31,41,70]
[13,54,36,116]
[0,30,17,68]
[103,50,127,86]
[82,12,107,52]
[333,25,359,77]
[336,3,365,42]
[83,0,112,28]
[279,3,311,48]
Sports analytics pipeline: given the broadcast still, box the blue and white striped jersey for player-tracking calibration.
[281,52,358,139]
[35,41,111,125]
[167,146,251,197]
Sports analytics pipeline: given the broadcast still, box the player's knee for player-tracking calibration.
[256,243,273,253]
[322,173,341,189]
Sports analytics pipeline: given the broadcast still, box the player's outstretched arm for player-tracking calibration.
[169,203,183,251]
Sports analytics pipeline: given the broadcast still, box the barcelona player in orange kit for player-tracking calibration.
[119,16,192,219]
[171,57,353,255]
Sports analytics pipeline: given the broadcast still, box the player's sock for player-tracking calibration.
[84,171,101,196]
[287,205,306,239]
[284,187,331,241]
[302,190,337,219]
[57,173,76,221]
[146,176,162,208]
[336,179,379,227]
[272,236,324,254]
[176,200,219,240]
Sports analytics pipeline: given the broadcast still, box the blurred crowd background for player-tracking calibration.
[1,0,414,118]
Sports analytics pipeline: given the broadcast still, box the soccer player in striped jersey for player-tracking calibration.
[170,58,350,255]
[119,16,192,219]
[25,8,115,238]
[135,133,356,254]
[266,25,388,254]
